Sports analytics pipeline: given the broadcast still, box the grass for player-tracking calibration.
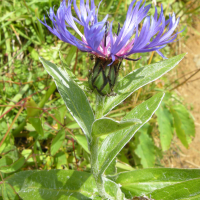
[0,0,200,173]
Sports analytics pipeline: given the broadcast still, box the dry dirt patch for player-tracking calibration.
[168,21,200,168]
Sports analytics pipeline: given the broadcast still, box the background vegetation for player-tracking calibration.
[0,0,200,178]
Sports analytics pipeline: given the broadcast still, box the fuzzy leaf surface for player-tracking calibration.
[103,54,185,116]
[92,118,141,137]
[40,58,95,139]
[98,92,164,176]
[149,177,200,200]
[6,170,124,200]
[111,168,200,199]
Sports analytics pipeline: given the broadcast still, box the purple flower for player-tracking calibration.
[39,0,181,63]
[39,0,182,96]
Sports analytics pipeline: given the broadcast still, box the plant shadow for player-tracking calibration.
[18,170,98,200]
[115,67,145,95]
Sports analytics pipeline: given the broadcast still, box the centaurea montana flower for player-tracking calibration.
[39,0,181,95]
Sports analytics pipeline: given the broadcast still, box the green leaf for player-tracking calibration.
[105,158,116,176]
[104,177,125,200]
[149,178,200,200]
[64,46,77,66]
[50,129,65,156]
[54,152,68,169]
[0,157,13,167]
[59,51,83,86]
[6,171,37,193]
[28,117,44,136]
[66,121,80,129]
[116,161,134,171]
[26,98,39,117]
[171,108,188,148]
[156,102,173,151]
[111,168,200,198]
[74,135,90,154]
[135,124,155,168]
[103,54,185,115]
[98,92,165,176]
[0,157,25,174]
[1,183,19,200]
[171,104,195,148]
[28,46,39,61]
[7,170,123,200]
[54,105,67,129]
[40,57,95,139]
[1,73,32,116]
[92,117,141,137]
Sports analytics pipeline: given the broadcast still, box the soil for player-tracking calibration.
[164,20,200,168]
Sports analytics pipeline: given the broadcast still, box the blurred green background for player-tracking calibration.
[0,0,200,175]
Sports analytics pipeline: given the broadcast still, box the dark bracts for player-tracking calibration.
[88,57,122,96]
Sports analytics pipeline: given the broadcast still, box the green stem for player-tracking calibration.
[12,120,27,137]
[95,94,105,119]
[91,94,108,198]
[91,136,105,194]
[38,82,56,108]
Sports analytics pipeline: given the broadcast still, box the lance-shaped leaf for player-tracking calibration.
[0,157,25,174]
[50,129,65,156]
[28,117,44,136]
[103,54,185,116]
[110,168,200,198]
[74,135,90,154]
[40,57,95,139]
[92,118,141,137]
[6,170,124,200]
[59,51,83,86]
[98,93,165,176]
[149,177,200,200]
[6,171,37,193]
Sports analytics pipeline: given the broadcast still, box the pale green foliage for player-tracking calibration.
[98,93,165,176]
[50,129,65,156]
[5,170,124,200]
[0,157,25,174]
[135,124,155,168]
[1,0,199,199]
[171,104,195,148]
[156,102,174,151]
[112,168,200,198]
[2,53,198,200]
[92,118,141,137]
[40,57,95,140]
[103,54,186,115]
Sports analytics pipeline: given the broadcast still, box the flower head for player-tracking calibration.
[40,0,181,61]
[39,0,182,95]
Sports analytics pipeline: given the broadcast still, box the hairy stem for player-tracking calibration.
[95,94,105,119]
[91,94,108,198]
